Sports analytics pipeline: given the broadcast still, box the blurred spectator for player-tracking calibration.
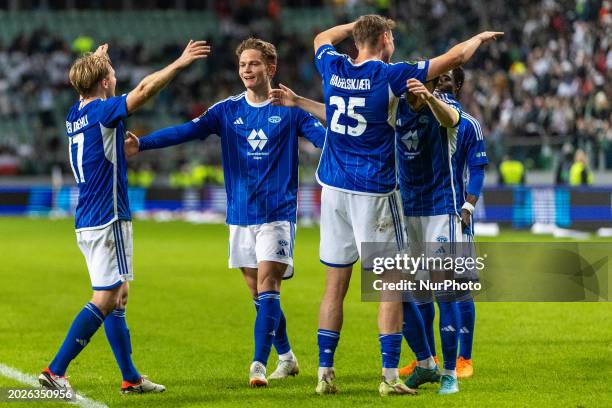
[0,0,610,179]
[569,148,594,185]
[555,142,574,184]
[499,155,526,185]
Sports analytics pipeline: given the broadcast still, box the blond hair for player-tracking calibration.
[353,15,396,48]
[68,53,111,97]
[235,37,278,66]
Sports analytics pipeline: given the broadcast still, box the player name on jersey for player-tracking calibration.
[66,115,89,133]
[329,74,371,91]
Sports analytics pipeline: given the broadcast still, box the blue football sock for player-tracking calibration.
[253,291,281,366]
[104,309,141,382]
[317,329,340,367]
[253,298,291,356]
[437,301,460,371]
[48,302,105,376]
[402,302,431,360]
[458,299,475,359]
[379,332,403,368]
[417,301,436,357]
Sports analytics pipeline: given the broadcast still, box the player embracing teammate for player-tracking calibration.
[271,14,500,396]
[127,38,326,387]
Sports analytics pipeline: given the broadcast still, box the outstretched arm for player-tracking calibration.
[406,79,459,128]
[427,31,503,81]
[313,22,355,52]
[126,40,211,114]
[124,119,205,158]
[270,84,326,125]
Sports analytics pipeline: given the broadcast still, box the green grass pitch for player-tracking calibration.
[0,217,610,407]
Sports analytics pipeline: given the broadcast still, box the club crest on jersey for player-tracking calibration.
[436,236,449,243]
[268,115,281,124]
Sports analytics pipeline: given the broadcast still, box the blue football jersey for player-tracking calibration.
[183,92,325,225]
[314,44,429,195]
[65,95,130,230]
[455,112,489,202]
[396,92,463,216]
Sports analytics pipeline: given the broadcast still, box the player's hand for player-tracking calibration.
[174,40,211,69]
[461,208,472,230]
[124,131,140,158]
[475,31,504,44]
[93,43,108,57]
[269,84,299,107]
[407,78,432,102]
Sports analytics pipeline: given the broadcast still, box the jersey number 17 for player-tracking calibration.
[69,133,85,183]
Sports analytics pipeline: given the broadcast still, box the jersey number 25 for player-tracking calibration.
[329,96,367,137]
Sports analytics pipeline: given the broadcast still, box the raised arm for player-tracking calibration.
[126,40,211,114]
[269,84,326,125]
[313,22,356,53]
[406,79,459,128]
[427,31,503,81]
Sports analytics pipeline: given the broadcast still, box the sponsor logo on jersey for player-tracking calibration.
[401,130,419,151]
[268,115,281,124]
[247,129,269,159]
[234,117,244,125]
[436,235,449,243]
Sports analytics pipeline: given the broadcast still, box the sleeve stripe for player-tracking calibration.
[462,113,484,140]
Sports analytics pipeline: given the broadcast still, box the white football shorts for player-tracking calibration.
[76,220,133,290]
[228,220,295,279]
[319,187,406,267]
[405,214,463,255]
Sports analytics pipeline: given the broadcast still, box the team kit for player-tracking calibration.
[39,15,502,397]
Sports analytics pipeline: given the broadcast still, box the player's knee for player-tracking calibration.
[91,294,117,316]
[116,290,129,309]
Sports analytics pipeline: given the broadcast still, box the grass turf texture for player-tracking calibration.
[0,217,610,408]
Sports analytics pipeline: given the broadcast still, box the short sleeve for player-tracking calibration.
[436,91,462,127]
[314,44,344,77]
[99,94,128,127]
[464,118,489,167]
[387,60,430,96]
[297,109,326,148]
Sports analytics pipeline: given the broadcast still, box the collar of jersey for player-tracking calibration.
[348,58,380,67]
[78,98,101,111]
[244,93,272,108]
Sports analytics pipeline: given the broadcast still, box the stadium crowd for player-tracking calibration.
[0,0,610,176]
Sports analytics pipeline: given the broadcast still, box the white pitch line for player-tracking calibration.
[0,363,108,408]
